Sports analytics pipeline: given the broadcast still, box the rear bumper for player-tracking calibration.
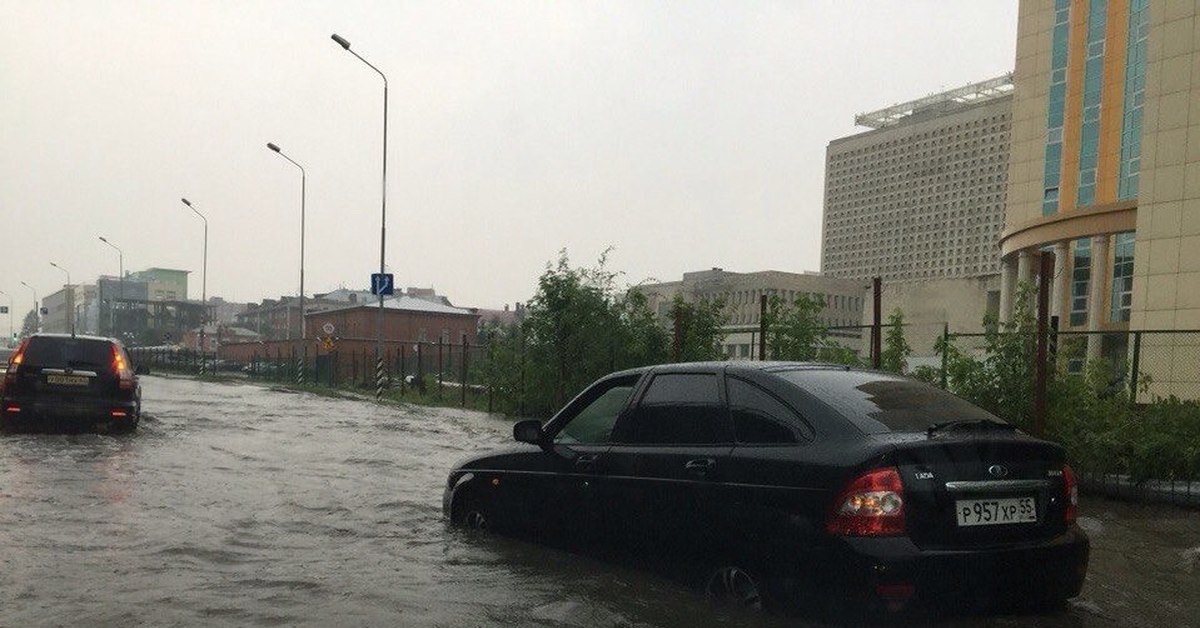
[820,526,1089,607]
[1,398,139,429]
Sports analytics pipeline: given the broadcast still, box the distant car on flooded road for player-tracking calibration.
[1,333,142,433]
[444,362,1089,616]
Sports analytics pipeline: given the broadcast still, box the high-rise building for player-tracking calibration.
[1002,0,1198,397]
[822,75,1013,283]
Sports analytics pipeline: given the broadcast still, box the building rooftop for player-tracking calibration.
[313,294,475,317]
[854,73,1013,129]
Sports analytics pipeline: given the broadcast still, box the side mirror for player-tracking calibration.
[513,419,544,445]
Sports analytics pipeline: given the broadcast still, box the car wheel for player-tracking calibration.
[454,496,491,532]
[705,565,765,612]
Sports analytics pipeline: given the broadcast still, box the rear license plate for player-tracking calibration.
[46,374,90,386]
[956,497,1037,526]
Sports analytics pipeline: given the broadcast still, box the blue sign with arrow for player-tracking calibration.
[370,273,394,296]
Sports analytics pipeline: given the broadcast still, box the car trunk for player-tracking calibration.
[883,433,1069,550]
[12,338,117,402]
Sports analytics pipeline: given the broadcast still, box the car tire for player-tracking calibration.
[453,495,491,532]
[704,565,768,613]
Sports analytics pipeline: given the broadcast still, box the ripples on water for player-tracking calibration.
[0,376,1195,627]
[0,377,745,627]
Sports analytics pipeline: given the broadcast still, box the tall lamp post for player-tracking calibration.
[99,236,124,336]
[0,290,12,345]
[331,32,389,401]
[20,282,38,333]
[267,142,307,340]
[49,262,74,336]
[181,198,209,374]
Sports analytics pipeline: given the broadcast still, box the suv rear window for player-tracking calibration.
[777,369,1003,434]
[22,337,114,371]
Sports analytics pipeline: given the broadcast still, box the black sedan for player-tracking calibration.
[443,362,1089,615]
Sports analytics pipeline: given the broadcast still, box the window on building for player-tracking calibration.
[1110,232,1135,322]
[1070,238,1092,327]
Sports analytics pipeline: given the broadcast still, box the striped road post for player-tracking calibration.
[376,358,385,401]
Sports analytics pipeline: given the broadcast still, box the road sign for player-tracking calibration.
[322,322,335,335]
[40,307,49,315]
[370,273,394,296]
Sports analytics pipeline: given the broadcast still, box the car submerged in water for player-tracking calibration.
[443,362,1089,616]
[1,333,142,433]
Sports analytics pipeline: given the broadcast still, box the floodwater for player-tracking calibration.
[0,376,1196,627]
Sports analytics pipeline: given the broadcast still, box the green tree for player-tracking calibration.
[764,294,826,361]
[880,308,911,374]
[497,250,671,417]
[937,282,1039,430]
[19,309,38,338]
[668,294,728,362]
[764,294,861,365]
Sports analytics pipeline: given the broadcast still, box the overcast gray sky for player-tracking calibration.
[1,1,1017,310]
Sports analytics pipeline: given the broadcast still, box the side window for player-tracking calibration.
[728,377,808,444]
[629,373,730,445]
[553,378,637,445]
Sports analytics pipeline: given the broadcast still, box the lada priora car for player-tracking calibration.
[444,362,1088,614]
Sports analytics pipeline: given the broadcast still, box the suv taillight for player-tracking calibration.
[826,467,906,537]
[112,345,134,389]
[1063,464,1078,525]
[3,339,28,392]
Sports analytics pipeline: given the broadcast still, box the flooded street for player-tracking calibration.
[0,376,1196,627]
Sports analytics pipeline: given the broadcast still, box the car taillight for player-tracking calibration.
[1063,464,1078,525]
[826,467,906,537]
[112,345,134,389]
[3,339,28,391]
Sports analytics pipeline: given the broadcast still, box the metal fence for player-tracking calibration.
[131,340,497,411]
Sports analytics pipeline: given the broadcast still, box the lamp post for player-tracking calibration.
[99,236,124,336]
[20,281,38,333]
[0,290,12,346]
[181,198,209,375]
[267,142,308,340]
[49,262,73,336]
[331,32,389,401]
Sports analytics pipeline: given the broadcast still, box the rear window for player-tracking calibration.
[22,338,114,370]
[776,369,1003,434]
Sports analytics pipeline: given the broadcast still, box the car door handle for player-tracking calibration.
[684,458,716,475]
[575,454,599,472]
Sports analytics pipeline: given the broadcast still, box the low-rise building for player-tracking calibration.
[636,268,870,360]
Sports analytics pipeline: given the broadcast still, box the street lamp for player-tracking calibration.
[181,197,209,372]
[99,236,124,336]
[267,142,308,340]
[0,290,12,346]
[331,32,389,400]
[20,281,38,333]
[49,261,74,335]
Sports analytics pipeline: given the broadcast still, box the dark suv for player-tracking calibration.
[1,334,142,433]
[444,362,1088,615]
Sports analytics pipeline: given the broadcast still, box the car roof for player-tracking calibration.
[604,361,889,378]
[29,333,119,343]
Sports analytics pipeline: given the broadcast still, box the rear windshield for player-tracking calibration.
[23,338,114,371]
[775,369,1004,434]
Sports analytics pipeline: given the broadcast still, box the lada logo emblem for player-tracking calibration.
[988,464,1009,478]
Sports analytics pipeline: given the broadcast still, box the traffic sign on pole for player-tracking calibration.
[370,273,394,296]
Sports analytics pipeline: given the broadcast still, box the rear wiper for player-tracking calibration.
[927,419,1017,437]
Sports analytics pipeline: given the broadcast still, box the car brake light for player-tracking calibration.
[4,405,19,413]
[3,339,27,392]
[1063,464,1078,525]
[112,345,134,389]
[111,409,128,418]
[826,467,906,537]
